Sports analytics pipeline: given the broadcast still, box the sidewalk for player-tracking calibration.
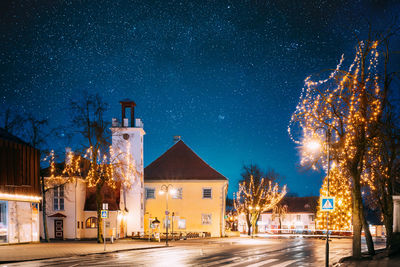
[0,239,165,263]
[335,252,400,267]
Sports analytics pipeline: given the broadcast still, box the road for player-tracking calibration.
[4,237,385,267]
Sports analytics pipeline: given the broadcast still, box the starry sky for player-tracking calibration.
[1,0,400,197]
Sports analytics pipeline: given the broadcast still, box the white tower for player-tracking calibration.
[111,99,145,236]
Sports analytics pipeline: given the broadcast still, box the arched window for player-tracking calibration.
[86,217,98,228]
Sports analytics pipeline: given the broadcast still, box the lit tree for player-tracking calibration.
[70,93,138,243]
[272,203,288,230]
[316,167,352,231]
[288,35,392,257]
[234,175,286,236]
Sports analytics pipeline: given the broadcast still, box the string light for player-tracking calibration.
[288,39,385,231]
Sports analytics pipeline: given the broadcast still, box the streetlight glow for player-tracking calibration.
[305,139,321,152]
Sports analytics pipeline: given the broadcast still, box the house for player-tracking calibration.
[0,128,41,244]
[238,196,318,234]
[144,140,228,238]
[39,100,145,239]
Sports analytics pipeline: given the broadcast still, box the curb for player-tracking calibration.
[0,245,167,264]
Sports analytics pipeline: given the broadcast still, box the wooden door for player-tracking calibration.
[54,220,63,239]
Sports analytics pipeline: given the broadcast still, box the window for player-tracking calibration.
[0,201,6,225]
[54,185,64,211]
[202,188,212,199]
[309,215,315,221]
[145,188,155,199]
[172,188,183,199]
[86,217,98,228]
[77,222,80,229]
[296,215,301,221]
[81,221,83,229]
[202,214,212,225]
[178,219,186,229]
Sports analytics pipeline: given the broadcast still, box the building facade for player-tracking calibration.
[238,197,318,234]
[0,128,41,244]
[40,100,145,239]
[144,140,228,238]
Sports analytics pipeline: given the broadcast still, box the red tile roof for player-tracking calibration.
[48,212,67,218]
[264,196,319,213]
[145,140,227,181]
[84,182,121,211]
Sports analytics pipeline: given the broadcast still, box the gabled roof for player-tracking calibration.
[145,140,227,181]
[264,196,319,213]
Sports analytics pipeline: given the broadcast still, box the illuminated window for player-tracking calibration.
[296,215,301,221]
[86,217,98,228]
[202,214,212,225]
[178,219,186,229]
[172,188,183,199]
[202,188,212,199]
[145,188,155,199]
[53,185,64,211]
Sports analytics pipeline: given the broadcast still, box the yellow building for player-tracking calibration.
[144,140,228,238]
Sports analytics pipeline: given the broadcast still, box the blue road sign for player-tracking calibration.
[101,210,109,218]
[321,197,335,211]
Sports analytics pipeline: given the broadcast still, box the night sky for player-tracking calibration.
[1,0,399,197]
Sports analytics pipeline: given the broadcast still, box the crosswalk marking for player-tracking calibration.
[271,259,300,267]
[246,258,279,267]
[205,256,240,265]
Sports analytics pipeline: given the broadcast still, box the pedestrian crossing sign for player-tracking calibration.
[321,197,335,211]
[101,210,109,218]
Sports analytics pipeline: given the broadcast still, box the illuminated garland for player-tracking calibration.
[316,167,352,231]
[234,175,286,233]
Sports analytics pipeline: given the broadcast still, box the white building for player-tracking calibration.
[40,100,145,239]
[238,197,318,234]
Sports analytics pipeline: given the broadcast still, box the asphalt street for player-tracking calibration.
[3,237,385,267]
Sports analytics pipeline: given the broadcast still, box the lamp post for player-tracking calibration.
[159,184,176,246]
[306,127,331,267]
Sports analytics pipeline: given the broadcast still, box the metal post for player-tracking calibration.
[325,129,331,267]
[103,218,106,252]
[148,216,151,242]
[166,190,169,246]
[172,212,174,241]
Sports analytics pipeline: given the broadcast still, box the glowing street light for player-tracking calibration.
[159,184,176,246]
[305,127,332,267]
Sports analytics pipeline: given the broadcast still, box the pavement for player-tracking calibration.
[0,237,398,266]
[335,251,400,267]
[0,239,165,263]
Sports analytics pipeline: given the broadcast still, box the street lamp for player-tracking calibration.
[159,184,176,246]
[306,127,331,267]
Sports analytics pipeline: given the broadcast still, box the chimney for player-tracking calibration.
[173,136,181,143]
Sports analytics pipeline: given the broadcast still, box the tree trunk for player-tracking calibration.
[246,213,251,236]
[352,181,363,258]
[41,176,49,242]
[383,198,393,249]
[96,183,103,243]
[361,207,375,255]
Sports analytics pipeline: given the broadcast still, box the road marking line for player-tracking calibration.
[271,259,300,267]
[207,256,240,265]
[246,258,279,267]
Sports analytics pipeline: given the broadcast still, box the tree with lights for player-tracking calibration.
[289,32,397,257]
[234,174,286,236]
[70,93,137,243]
[272,203,288,230]
[316,167,352,231]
